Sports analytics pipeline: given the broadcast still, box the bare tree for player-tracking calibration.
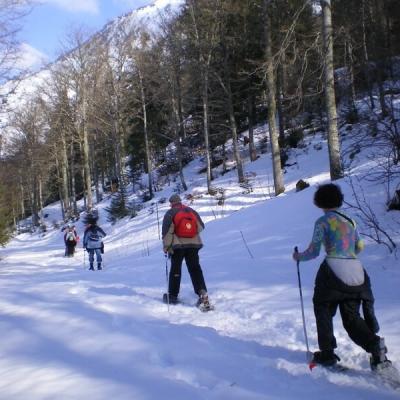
[43,70,76,220]
[321,0,343,180]
[157,11,189,191]
[59,28,104,211]
[264,0,284,196]
[0,0,31,85]
[127,29,156,200]
[9,96,49,227]
[187,0,223,194]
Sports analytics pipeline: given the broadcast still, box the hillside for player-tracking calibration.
[0,0,184,151]
[0,122,399,399]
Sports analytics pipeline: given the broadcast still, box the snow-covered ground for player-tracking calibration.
[0,126,399,400]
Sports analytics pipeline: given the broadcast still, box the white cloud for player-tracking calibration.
[35,0,100,14]
[17,43,49,70]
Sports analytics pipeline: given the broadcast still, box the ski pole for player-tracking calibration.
[83,248,86,269]
[165,253,170,313]
[294,246,313,365]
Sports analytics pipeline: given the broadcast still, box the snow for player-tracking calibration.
[0,124,399,399]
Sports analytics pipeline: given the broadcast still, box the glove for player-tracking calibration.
[164,247,173,256]
[292,249,300,261]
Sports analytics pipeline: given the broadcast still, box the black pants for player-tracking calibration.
[313,261,380,354]
[168,248,207,297]
[65,243,76,256]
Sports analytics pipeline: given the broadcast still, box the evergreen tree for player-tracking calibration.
[105,187,130,224]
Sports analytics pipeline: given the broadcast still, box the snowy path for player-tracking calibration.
[0,226,399,400]
[1,130,400,399]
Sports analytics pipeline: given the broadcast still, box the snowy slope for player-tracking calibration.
[0,0,184,154]
[0,125,399,400]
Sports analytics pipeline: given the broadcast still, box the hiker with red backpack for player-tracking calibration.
[162,194,211,310]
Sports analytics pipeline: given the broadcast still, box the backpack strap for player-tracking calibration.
[332,210,355,227]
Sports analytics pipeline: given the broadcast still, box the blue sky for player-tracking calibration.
[18,0,155,68]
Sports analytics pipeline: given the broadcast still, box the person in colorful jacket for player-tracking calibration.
[162,194,210,309]
[293,183,391,371]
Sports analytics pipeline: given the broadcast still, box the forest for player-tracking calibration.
[0,0,399,245]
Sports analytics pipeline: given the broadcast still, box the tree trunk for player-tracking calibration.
[172,94,187,191]
[38,176,44,226]
[346,36,357,115]
[372,0,388,117]
[60,135,70,219]
[81,96,93,210]
[321,0,343,180]
[139,69,153,199]
[247,91,257,162]
[264,0,285,196]
[226,80,245,183]
[31,175,39,226]
[55,154,65,221]
[19,178,25,219]
[175,66,186,140]
[91,142,102,203]
[202,72,213,194]
[361,0,375,110]
[277,62,285,145]
[114,119,123,186]
[70,142,78,216]
[222,48,245,183]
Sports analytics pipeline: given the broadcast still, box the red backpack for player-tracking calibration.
[173,206,198,238]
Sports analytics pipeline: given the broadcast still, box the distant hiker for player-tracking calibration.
[162,194,211,310]
[64,224,78,257]
[83,218,106,271]
[293,183,391,371]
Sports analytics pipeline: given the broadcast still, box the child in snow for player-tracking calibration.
[293,183,391,371]
[83,216,106,271]
[64,224,78,257]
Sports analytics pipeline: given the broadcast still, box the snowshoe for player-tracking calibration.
[371,358,400,389]
[311,350,340,367]
[162,293,180,305]
[196,291,214,312]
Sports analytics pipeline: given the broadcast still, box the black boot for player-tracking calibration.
[370,337,391,371]
[312,350,340,366]
[163,293,179,304]
[97,263,102,270]
[89,263,94,271]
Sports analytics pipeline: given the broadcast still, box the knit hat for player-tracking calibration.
[169,194,182,204]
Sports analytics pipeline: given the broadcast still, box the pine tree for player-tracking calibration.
[105,187,130,224]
